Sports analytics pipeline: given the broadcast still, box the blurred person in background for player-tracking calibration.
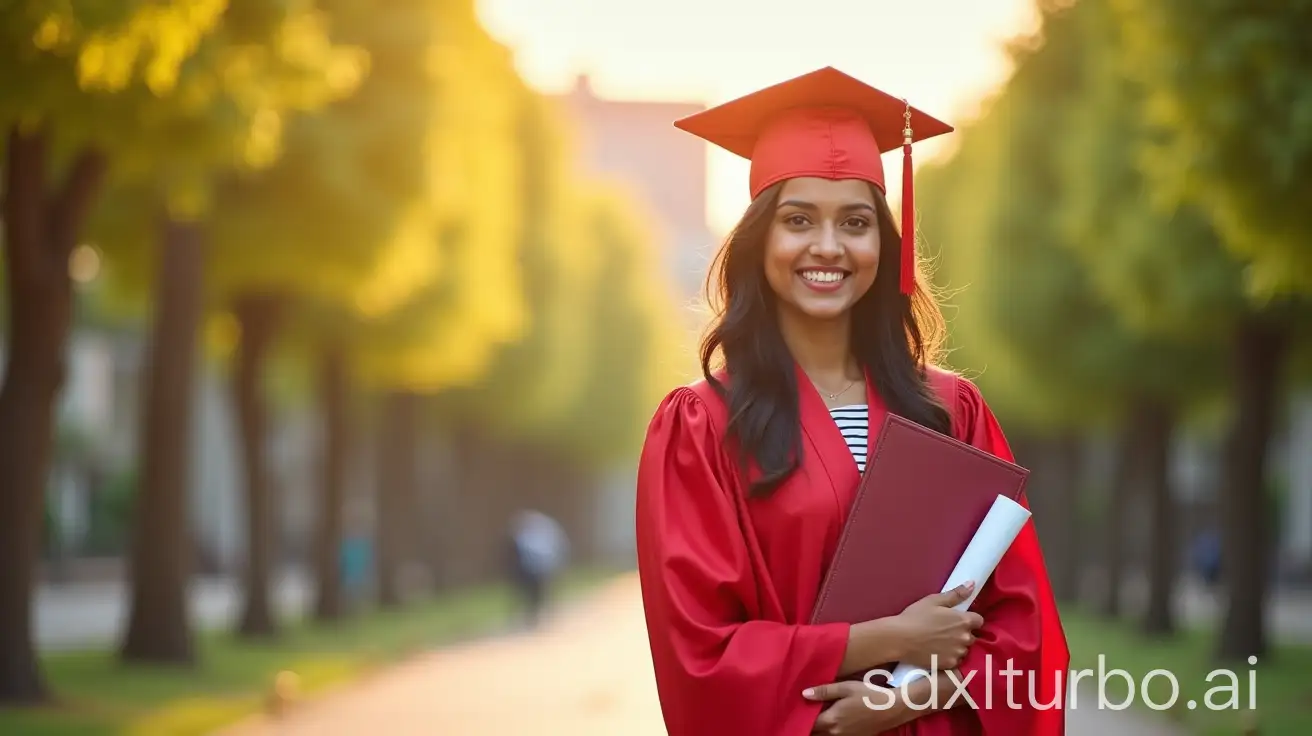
[1191,528,1223,588]
[506,508,569,629]
[633,68,1068,736]
[340,499,374,613]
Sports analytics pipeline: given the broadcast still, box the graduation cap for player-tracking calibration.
[674,66,953,295]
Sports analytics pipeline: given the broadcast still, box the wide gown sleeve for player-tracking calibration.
[910,378,1070,736]
[635,387,852,736]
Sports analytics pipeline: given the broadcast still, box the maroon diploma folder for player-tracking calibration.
[810,413,1029,626]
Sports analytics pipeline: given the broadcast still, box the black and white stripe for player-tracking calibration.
[829,404,868,473]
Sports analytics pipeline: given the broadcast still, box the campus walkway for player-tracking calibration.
[36,565,1312,652]
[217,574,1185,736]
[35,570,310,651]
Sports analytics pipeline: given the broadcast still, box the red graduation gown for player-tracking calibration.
[634,365,1068,736]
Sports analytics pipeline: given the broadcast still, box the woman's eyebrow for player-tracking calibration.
[777,199,875,213]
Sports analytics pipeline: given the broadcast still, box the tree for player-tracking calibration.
[92,0,364,661]
[916,10,1113,606]
[334,6,536,606]
[421,82,604,584]
[1053,0,1235,636]
[406,77,687,581]
[463,182,688,560]
[1109,0,1312,297]
[0,2,228,703]
[1106,0,1312,660]
[918,1,1222,617]
[193,0,466,633]
[551,185,687,470]
[206,0,535,616]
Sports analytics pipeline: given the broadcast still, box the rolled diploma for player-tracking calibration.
[886,494,1032,687]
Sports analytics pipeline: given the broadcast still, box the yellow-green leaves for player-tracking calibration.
[1109,0,1312,298]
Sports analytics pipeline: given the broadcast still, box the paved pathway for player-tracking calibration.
[35,571,311,651]
[217,574,1186,736]
[34,550,1312,656]
[35,565,1312,653]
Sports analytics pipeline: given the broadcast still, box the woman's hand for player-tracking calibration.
[889,582,984,671]
[803,680,908,736]
[804,671,967,735]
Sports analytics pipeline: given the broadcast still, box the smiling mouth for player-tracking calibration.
[797,268,850,284]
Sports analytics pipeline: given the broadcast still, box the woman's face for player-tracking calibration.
[763,177,880,322]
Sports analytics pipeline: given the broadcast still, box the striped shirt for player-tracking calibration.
[829,404,868,473]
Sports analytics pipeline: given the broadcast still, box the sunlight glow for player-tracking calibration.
[476,0,1040,235]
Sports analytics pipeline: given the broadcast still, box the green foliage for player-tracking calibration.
[550,186,687,466]
[1109,0,1312,297]
[3,0,738,475]
[429,87,687,466]
[204,0,430,308]
[82,0,368,323]
[347,10,532,393]
[1046,0,1234,407]
[192,0,539,407]
[0,1,227,147]
[920,0,1226,431]
[3,1,364,217]
[430,87,597,437]
[82,467,137,556]
[921,4,1116,429]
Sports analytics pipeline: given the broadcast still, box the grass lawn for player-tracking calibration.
[0,568,617,736]
[1060,606,1312,735]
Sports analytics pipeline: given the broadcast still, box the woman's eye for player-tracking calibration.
[844,217,870,230]
[785,214,809,227]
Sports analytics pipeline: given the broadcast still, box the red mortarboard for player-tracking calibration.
[674,66,953,294]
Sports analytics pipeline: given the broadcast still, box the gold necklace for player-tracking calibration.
[822,379,857,400]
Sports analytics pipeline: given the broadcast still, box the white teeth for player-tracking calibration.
[800,270,845,283]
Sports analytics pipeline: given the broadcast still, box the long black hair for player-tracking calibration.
[699,181,951,498]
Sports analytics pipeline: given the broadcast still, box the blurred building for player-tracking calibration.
[549,74,716,309]
[19,323,318,579]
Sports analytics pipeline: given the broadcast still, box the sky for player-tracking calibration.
[476,0,1041,235]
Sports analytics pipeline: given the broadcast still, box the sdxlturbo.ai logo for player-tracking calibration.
[861,655,1260,712]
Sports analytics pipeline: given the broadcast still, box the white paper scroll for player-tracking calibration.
[886,494,1032,687]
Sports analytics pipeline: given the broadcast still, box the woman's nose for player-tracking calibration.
[810,225,843,257]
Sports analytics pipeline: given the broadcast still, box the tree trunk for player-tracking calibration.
[374,399,398,608]
[1216,311,1288,662]
[313,343,349,622]
[545,451,593,567]
[404,400,429,591]
[375,391,418,607]
[232,293,285,639]
[0,128,104,705]
[1140,398,1178,637]
[421,425,453,592]
[1011,433,1074,604]
[1045,433,1083,603]
[1101,414,1144,619]
[523,446,593,567]
[1008,433,1061,568]
[442,424,496,587]
[120,218,205,664]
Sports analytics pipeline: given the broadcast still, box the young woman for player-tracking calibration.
[634,67,1068,736]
